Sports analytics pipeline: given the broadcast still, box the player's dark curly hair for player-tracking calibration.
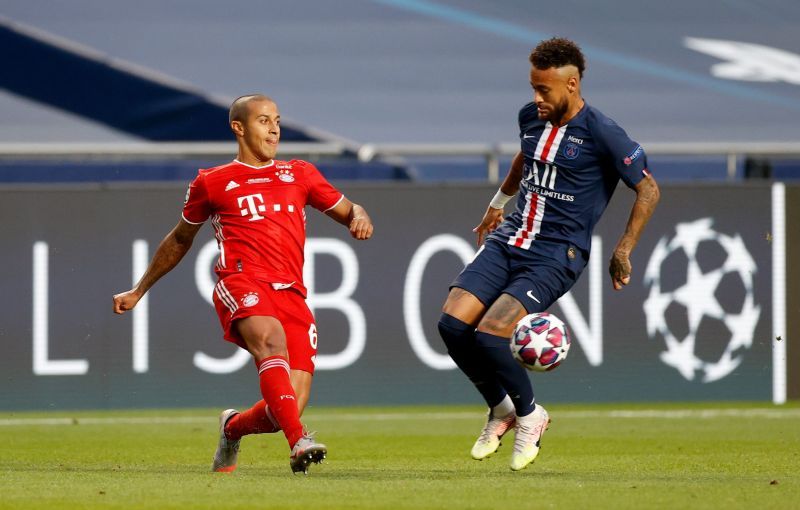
[529,37,586,78]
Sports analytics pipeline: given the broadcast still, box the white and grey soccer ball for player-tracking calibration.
[511,312,571,372]
[642,218,760,382]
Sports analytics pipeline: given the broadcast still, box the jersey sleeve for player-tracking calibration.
[518,102,537,135]
[181,171,212,224]
[593,115,649,189]
[302,162,344,212]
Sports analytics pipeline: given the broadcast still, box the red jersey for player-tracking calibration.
[182,159,343,297]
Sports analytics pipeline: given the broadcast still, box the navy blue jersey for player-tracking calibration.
[489,102,649,262]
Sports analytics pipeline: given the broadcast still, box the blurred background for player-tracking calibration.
[0,0,797,410]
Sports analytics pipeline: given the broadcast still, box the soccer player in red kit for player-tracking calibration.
[112,94,373,475]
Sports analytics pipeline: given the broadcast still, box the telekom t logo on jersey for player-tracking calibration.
[238,194,267,221]
[237,193,296,221]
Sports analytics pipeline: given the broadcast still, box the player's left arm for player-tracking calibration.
[609,174,660,290]
[325,197,374,240]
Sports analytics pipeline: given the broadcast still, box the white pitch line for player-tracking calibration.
[0,416,212,427]
[0,408,799,427]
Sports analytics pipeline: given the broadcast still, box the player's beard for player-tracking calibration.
[548,98,569,125]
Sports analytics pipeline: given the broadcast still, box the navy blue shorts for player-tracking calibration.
[451,239,584,313]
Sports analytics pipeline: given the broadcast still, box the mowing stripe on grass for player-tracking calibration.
[1,407,799,426]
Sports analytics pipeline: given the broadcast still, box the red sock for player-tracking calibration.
[255,356,304,448]
[224,399,281,441]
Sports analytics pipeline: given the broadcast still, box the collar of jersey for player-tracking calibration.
[234,159,276,170]
[555,101,587,127]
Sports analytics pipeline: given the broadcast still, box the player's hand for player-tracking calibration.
[609,251,632,290]
[349,211,373,240]
[113,290,143,314]
[472,207,504,247]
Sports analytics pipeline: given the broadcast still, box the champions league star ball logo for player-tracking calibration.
[642,218,760,383]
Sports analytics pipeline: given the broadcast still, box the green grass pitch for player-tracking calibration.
[1,402,798,509]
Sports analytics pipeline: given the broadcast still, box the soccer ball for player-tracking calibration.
[511,312,571,372]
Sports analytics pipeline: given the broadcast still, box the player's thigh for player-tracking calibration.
[446,241,511,325]
[214,274,286,355]
[234,315,287,359]
[290,369,313,415]
[477,293,528,337]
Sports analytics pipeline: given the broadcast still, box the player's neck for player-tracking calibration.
[553,98,585,127]
[236,153,275,168]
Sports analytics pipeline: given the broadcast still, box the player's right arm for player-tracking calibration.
[114,218,203,313]
[473,151,523,246]
[113,219,203,314]
[114,171,210,314]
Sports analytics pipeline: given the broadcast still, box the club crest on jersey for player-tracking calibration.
[276,169,295,183]
[241,292,259,307]
[563,142,580,160]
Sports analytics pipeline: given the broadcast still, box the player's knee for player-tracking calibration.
[442,288,470,314]
[441,291,459,315]
[264,332,287,353]
[476,316,512,337]
[477,296,526,337]
[442,288,485,325]
[248,329,287,358]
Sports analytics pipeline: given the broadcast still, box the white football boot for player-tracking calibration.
[509,405,550,471]
[290,432,327,475]
[211,409,240,472]
[471,409,516,460]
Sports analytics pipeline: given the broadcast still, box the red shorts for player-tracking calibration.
[212,273,318,373]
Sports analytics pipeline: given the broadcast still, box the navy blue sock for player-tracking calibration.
[438,313,507,408]
[474,331,535,417]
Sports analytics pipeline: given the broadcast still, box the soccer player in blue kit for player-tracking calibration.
[438,37,660,471]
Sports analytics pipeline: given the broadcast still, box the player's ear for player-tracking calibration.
[567,75,578,93]
[230,120,244,136]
